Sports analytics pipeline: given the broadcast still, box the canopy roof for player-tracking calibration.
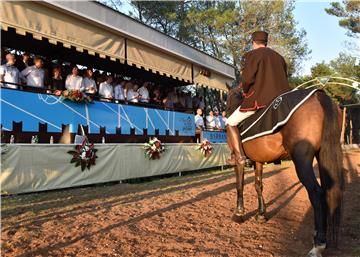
[0,1,235,90]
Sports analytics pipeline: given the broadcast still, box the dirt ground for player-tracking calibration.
[1,150,359,257]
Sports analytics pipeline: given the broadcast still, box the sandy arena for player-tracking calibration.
[1,150,359,257]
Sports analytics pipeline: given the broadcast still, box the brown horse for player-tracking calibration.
[232,91,343,257]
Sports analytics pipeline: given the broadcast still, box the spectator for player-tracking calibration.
[16,52,31,71]
[178,92,186,108]
[198,96,205,110]
[82,67,97,94]
[114,80,126,101]
[192,93,200,109]
[213,109,222,130]
[65,65,83,91]
[49,66,64,90]
[220,111,227,130]
[21,56,45,88]
[0,53,22,89]
[138,82,150,103]
[194,108,204,130]
[152,87,162,105]
[206,110,216,130]
[127,82,139,103]
[99,76,114,99]
[185,92,193,110]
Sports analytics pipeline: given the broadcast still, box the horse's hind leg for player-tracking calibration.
[291,141,327,257]
[255,162,266,223]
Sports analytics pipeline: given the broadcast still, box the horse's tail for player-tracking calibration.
[317,92,344,246]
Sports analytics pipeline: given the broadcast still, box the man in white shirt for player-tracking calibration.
[81,68,97,94]
[138,82,150,103]
[21,57,45,88]
[206,110,216,130]
[220,111,227,130]
[194,108,204,130]
[99,76,114,99]
[65,65,83,91]
[0,53,22,89]
[114,80,126,101]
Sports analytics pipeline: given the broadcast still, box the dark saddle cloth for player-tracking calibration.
[239,88,319,143]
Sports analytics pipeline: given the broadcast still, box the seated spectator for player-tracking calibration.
[193,93,200,109]
[185,92,193,110]
[49,66,64,90]
[206,110,216,130]
[220,111,227,130]
[65,65,83,91]
[194,108,204,131]
[152,87,162,105]
[16,52,31,71]
[99,76,114,99]
[138,82,150,103]
[21,56,46,88]
[198,96,205,110]
[0,53,22,89]
[178,92,186,108]
[82,67,97,94]
[127,83,139,103]
[114,80,126,101]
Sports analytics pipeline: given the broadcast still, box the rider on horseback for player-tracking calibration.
[226,31,291,166]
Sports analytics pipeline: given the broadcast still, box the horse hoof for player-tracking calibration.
[306,244,326,257]
[234,208,245,217]
[255,214,267,223]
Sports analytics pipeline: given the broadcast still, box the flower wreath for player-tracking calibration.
[68,136,98,171]
[197,139,213,157]
[143,137,166,160]
[55,90,93,103]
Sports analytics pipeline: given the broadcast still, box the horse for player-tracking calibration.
[229,90,343,257]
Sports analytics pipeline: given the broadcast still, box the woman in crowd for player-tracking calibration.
[127,82,139,103]
[152,87,162,105]
[114,79,126,101]
[65,65,83,91]
[82,67,97,95]
[99,75,114,99]
[49,66,64,90]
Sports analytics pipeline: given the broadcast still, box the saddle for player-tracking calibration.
[239,88,320,143]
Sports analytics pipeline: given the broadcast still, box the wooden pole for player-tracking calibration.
[340,107,346,145]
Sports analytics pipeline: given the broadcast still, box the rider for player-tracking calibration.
[226,31,291,166]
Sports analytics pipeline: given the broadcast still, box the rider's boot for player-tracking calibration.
[226,125,246,166]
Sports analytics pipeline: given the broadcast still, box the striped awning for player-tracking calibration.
[0,1,125,62]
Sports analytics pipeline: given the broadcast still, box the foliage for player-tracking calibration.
[325,0,360,37]
[125,0,310,79]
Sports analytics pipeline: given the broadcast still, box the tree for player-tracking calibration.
[310,62,333,77]
[325,0,360,37]
[126,0,309,80]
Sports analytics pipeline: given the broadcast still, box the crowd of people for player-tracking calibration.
[0,51,207,112]
[1,50,228,132]
[194,108,227,131]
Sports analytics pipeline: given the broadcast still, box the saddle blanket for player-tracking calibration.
[239,88,319,143]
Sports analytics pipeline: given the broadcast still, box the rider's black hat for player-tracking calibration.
[252,31,268,42]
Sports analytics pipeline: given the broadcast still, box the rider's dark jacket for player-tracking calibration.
[240,47,291,111]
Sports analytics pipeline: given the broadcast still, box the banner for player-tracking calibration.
[202,130,227,143]
[0,88,195,136]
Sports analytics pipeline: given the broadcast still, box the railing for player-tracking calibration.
[0,82,196,114]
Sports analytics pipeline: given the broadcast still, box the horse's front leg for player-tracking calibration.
[255,162,267,222]
[234,164,245,217]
